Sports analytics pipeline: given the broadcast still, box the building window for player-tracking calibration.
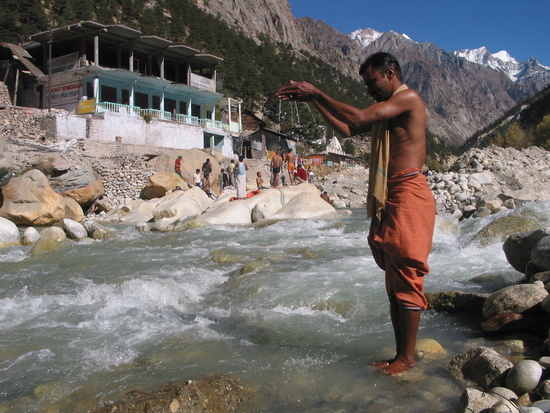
[191,104,201,118]
[122,89,130,105]
[165,98,176,114]
[179,101,187,115]
[152,95,160,110]
[135,92,148,109]
[101,85,117,103]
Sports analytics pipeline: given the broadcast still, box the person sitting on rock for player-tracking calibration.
[295,163,308,183]
[256,171,267,190]
[321,191,334,205]
[201,174,217,199]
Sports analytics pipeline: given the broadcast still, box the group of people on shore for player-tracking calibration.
[269,149,314,189]
[174,151,319,202]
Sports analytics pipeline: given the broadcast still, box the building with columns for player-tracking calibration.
[0,21,241,157]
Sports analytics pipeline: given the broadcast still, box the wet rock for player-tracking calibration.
[20,226,40,245]
[532,236,550,272]
[519,407,544,413]
[482,284,548,320]
[536,379,550,398]
[426,291,488,313]
[40,226,67,242]
[488,387,518,403]
[448,346,513,389]
[474,215,540,247]
[89,374,251,413]
[503,228,550,273]
[30,236,60,255]
[505,359,543,395]
[532,399,550,412]
[481,313,547,336]
[62,218,88,239]
[456,388,499,413]
[414,338,447,360]
[489,399,520,412]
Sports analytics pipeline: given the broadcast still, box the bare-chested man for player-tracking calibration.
[284,148,296,185]
[270,151,283,188]
[277,52,435,375]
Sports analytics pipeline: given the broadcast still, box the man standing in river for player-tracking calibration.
[277,52,435,375]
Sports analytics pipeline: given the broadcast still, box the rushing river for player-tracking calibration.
[1,201,549,412]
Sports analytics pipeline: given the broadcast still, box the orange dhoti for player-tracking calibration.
[368,168,436,310]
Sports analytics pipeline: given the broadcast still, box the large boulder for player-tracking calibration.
[61,178,105,206]
[448,347,513,389]
[474,216,540,247]
[199,183,348,226]
[503,228,550,273]
[89,374,251,413]
[532,236,550,272]
[152,187,213,222]
[0,217,19,247]
[142,172,188,199]
[50,169,98,192]
[0,169,65,225]
[482,283,548,319]
[62,196,85,222]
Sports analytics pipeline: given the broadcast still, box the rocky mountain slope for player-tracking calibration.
[193,0,549,146]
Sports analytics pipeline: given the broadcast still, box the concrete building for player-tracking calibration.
[0,21,241,157]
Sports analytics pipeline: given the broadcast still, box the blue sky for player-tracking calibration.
[288,0,549,66]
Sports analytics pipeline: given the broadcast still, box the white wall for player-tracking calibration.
[54,112,233,153]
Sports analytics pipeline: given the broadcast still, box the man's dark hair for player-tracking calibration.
[359,52,402,80]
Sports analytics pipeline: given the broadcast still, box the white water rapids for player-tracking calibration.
[1,201,549,412]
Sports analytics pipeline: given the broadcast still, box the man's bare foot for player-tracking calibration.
[370,359,395,369]
[381,358,416,375]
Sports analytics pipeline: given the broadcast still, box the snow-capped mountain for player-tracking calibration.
[351,28,550,84]
[453,47,550,82]
[350,28,410,49]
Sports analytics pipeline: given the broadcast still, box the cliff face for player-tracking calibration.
[193,0,548,146]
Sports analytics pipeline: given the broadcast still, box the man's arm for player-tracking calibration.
[277,80,415,135]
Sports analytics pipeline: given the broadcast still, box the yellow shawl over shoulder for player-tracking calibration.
[366,84,409,220]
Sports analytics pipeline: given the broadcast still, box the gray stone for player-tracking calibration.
[482,283,548,320]
[503,228,550,273]
[448,347,513,390]
[0,216,19,246]
[536,379,550,399]
[489,400,519,412]
[532,236,550,271]
[456,388,499,413]
[488,387,518,402]
[533,399,550,411]
[20,226,40,245]
[519,407,544,413]
[504,359,543,395]
[40,226,67,242]
[62,218,88,239]
[0,136,12,187]
[538,356,550,369]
